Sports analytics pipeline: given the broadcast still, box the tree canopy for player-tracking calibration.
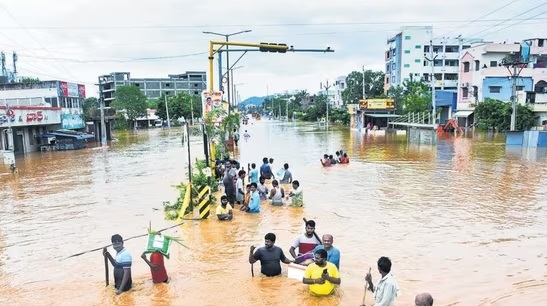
[155,92,201,122]
[111,85,148,123]
[475,98,535,131]
[342,70,385,105]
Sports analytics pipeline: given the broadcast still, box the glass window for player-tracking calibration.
[415,59,421,63]
[404,50,410,54]
[415,45,421,49]
[404,35,411,40]
[404,64,410,68]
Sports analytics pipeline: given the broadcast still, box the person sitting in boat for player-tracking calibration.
[289,220,321,259]
[257,176,269,200]
[287,180,303,207]
[320,154,331,167]
[302,249,341,296]
[311,234,340,269]
[268,180,285,206]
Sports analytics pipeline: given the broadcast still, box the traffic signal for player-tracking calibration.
[259,42,288,53]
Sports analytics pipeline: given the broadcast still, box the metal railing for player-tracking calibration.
[390,112,433,125]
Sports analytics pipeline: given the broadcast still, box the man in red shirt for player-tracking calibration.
[141,252,169,283]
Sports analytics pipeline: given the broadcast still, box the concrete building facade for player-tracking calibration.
[0,80,86,156]
[99,71,207,104]
[384,26,481,92]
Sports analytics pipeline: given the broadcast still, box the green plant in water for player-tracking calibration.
[163,158,218,220]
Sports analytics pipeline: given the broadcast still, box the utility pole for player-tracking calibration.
[202,30,252,115]
[362,65,366,99]
[510,65,518,131]
[424,39,438,125]
[98,76,108,147]
[164,94,171,128]
[321,81,332,129]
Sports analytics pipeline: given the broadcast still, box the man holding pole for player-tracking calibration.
[103,234,133,295]
[364,256,398,306]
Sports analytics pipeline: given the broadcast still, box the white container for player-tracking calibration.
[287,263,306,281]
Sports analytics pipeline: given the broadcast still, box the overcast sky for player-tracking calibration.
[0,0,546,99]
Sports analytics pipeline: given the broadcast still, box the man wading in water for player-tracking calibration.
[103,234,132,295]
[223,160,237,207]
[249,233,292,276]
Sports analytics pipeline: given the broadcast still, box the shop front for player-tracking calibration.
[0,107,62,155]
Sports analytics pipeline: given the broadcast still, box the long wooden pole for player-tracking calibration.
[104,255,109,287]
[302,217,322,245]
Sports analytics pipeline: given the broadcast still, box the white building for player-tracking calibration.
[457,38,547,125]
[0,80,86,156]
[385,26,483,92]
[333,76,346,107]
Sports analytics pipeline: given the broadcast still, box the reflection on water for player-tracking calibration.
[1,123,546,306]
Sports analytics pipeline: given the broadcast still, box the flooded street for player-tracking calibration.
[1,121,547,306]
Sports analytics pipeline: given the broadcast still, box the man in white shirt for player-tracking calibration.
[365,256,398,306]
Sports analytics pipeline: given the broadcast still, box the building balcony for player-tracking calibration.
[90,107,117,120]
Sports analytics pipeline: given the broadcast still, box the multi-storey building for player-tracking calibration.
[333,75,346,107]
[98,71,207,105]
[384,26,483,92]
[0,80,86,155]
[457,38,547,125]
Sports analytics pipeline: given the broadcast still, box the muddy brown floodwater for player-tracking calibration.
[1,120,546,306]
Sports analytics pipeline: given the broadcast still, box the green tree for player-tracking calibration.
[111,85,148,129]
[342,70,385,105]
[82,97,98,121]
[21,77,40,84]
[156,92,202,122]
[475,98,535,131]
[402,77,431,113]
[147,99,159,110]
[387,85,405,114]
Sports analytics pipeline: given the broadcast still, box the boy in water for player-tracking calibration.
[103,234,132,295]
[141,249,169,284]
[241,184,252,211]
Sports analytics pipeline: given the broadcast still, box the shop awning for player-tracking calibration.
[453,110,474,118]
[364,114,401,118]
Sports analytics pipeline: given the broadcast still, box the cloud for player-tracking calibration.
[0,0,545,98]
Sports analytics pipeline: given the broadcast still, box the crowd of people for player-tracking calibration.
[215,156,304,217]
[320,150,350,167]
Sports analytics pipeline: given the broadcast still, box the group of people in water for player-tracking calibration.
[321,150,350,167]
[215,156,304,219]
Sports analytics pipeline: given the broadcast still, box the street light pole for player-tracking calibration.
[202,30,252,115]
[165,94,171,129]
[321,81,332,129]
[98,76,108,147]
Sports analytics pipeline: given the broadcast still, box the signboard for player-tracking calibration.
[0,108,62,127]
[202,91,223,117]
[58,81,86,98]
[359,99,395,110]
[61,114,85,129]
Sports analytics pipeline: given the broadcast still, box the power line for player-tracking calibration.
[0,3,78,80]
[0,17,546,30]
[435,0,521,39]
[466,2,547,38]
[480,9,547,38]
[18,52,208,63]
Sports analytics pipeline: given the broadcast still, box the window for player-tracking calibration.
[539,39,544,47]
[434,60,443,67]
[424,46,430,53]
[516,86,524,91]
[392,63,396,70]
[445,60,459,67]
[463,62,470,72]
[474,60,480,71]
[415,59,421,63]
[415,45,421,49]
[386,77,389,84]
[490,61,497,67]
[462,88,469,98]
[414,73,420,76]
[404,50,410,54]
[445,46,459,53]
[392,76,395,83]
[423,60,428,67]
[444,73,458,80]
[433,46,443,53]
[404,64,410,68]
[404,35,411,40]
[489,86,501,93]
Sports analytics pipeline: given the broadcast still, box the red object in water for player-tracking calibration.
[150,252,168,283]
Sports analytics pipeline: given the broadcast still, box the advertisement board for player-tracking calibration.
[58,81,86,98]
[61,114,85,129]
[359,99,395,110]
[0,108,62,127]
[202,91,223,117]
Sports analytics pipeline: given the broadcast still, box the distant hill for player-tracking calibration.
[238,96,273,109]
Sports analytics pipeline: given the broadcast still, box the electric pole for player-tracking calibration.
[424,39,438,125]
[503,57,527,131]
[321,81,332,129]
[165,94,171,129]
[202,30,252,115]
[362,65,366,99]
[98,76,108,147]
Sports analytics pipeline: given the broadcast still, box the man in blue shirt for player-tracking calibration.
[311,234,340,269]
[248,163,259,184]
[103,234,132,295]
[247,182,261,213]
